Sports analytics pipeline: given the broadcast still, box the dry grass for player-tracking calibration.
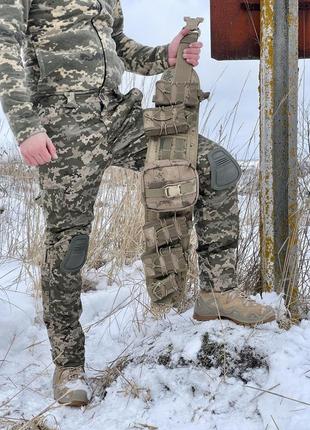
[86,167,144,276]
[0,74,309,315]
[0,70,309,430]
[4,417,58,430]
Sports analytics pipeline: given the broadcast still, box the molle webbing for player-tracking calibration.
[141,17,207,309]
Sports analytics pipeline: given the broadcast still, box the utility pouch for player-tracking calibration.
[143,105,190,137]
[153,81,200,107]
[141,159,199,212]
[141,244,188,278]
[148,274,179,302]
[143,216,191,249]
[141,16,206,310]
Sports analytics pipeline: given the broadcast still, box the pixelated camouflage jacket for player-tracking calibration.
[0,0,170,145]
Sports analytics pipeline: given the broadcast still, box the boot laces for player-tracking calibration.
[230,290,260,307]
[62,366,85,382]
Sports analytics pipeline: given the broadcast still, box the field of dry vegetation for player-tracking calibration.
[0,73,309,313]
[0,74,310,430]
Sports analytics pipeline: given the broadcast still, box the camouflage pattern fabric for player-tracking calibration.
[0,0,169,144]
[34,89,239,367]
[0,0,239,368]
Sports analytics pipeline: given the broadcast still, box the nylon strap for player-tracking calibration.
[142,17,205,310]
[144,179,197,199]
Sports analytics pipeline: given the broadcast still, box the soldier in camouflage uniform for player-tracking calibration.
[0,0,275,407]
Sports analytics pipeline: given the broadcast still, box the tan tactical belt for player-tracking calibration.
[141,17,209,311]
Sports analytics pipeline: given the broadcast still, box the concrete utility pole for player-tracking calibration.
[259,0,299,319]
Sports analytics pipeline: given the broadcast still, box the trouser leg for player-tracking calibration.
[36,95,110,367]
[194,136,240,292]
[41,225,90,367]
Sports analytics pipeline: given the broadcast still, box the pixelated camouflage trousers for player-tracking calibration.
[34,87,239,367]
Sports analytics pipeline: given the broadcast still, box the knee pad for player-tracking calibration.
[60,234,89,273]
[207,147,241,190]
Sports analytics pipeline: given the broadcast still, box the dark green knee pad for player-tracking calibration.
[60,234,89,273]
[207,147,241,190]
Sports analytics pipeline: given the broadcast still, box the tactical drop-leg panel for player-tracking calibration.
[141,18,210,312]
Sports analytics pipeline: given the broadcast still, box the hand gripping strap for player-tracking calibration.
[174,17,204,86]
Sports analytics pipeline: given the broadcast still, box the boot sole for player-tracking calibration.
[55,391,89,407]
[193,313,276,326]
[57,398,89,407]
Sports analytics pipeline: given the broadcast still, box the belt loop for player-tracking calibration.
[64,91,78,108]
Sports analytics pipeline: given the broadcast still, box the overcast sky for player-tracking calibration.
[0,0,309,160]
[121,0,310,159]
[122,0,262,159]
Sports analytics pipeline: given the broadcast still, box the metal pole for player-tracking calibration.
[259,0,299,320]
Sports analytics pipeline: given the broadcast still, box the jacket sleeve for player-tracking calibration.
[0,0,46,146]
[112,0,170,76]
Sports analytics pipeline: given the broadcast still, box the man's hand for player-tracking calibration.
[19,132,58,166]
[168,27,203,67]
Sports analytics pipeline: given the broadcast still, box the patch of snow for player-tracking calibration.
[1,259,310,430]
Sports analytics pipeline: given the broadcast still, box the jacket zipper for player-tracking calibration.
[91,0,107,93]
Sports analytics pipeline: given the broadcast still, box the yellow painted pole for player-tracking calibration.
[259,0,276,293]
[259,0,300,322]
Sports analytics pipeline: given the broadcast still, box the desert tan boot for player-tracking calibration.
[193,290,276,326]
[53,365,91,407]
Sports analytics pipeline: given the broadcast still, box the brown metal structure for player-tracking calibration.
[210,0,310,60]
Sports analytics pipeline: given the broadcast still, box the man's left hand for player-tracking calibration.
[168,27,203,67]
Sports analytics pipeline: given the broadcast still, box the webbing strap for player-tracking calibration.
[173,17,204,85]
[144,179,196,199]
[142,17,205,308]
[174,34,197,85]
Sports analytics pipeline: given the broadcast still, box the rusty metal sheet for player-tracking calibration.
[210,0,310,60]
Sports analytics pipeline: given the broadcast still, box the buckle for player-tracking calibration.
[164,184,182,198]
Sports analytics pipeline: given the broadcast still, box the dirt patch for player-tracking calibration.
[157,333,268,383]
[197,333,268,382]
[234,345,268,382]
[197,333,232,370]
[157,344,173,367]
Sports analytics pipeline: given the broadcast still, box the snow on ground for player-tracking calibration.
[1,258,310,430]
[1,166,310,429]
